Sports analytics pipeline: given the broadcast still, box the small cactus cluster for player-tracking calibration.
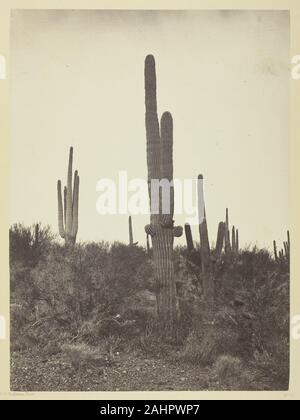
[274,231,290,262]
[225,208,239,257]
[184,181,242,318]
[184,205,240,264]
[57,147,79,245]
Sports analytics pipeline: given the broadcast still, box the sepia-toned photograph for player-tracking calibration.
[9,9,290,392]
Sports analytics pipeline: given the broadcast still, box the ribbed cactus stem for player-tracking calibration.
[215,222,225,259]
[129,216,133,246]
[144,54,182,337]
[184,223,194,252]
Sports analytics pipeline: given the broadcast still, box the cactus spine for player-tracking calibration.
[57,147,79,245]
[144,55,183,336]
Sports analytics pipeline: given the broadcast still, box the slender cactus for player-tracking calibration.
[144,54,182,337]
[225,208,231,254]
[129,216,133,246]
[215,222,225,259]
[235,228,239,255]
[283,241,288,258]
[232,226,236,255]
[128,216,138,246]
[184,223,195,252]
[273,240,278,261]
[57,147,79,245]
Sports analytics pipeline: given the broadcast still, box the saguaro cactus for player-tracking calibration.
[129,216,133,246]
[128,216,138,246]
[184,223,195,252]
[232,226,236,255]
[57,147,79,245]
[215,222,226,259]
[144,54,183,336]
[198,175,214,316]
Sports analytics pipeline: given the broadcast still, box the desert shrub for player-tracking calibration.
[10,231,154,352]
[61,343,109,369]
[213,355,243,380]
[209,355,258,390]
[9,222,54,268]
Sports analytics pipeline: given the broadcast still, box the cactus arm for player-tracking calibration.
[72,170,78,213]
[71,172,79,239]
[160,112,174,225]
[64,186,67,228]
[173,226,183,237]
[57,180,65,239]
[236,229,239,254]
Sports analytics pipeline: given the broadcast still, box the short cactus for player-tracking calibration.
[215,222,226,259]
[184,223,195,252]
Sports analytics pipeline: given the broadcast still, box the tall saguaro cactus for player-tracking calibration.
[144,55,183,336]
[57,147,79,245]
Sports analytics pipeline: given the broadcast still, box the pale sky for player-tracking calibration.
[10,10,289,249]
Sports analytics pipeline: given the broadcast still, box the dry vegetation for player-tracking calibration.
[10,223,289,391]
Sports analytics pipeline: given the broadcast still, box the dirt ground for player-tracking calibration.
[10,349,276,392]
[10,350,214,392]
